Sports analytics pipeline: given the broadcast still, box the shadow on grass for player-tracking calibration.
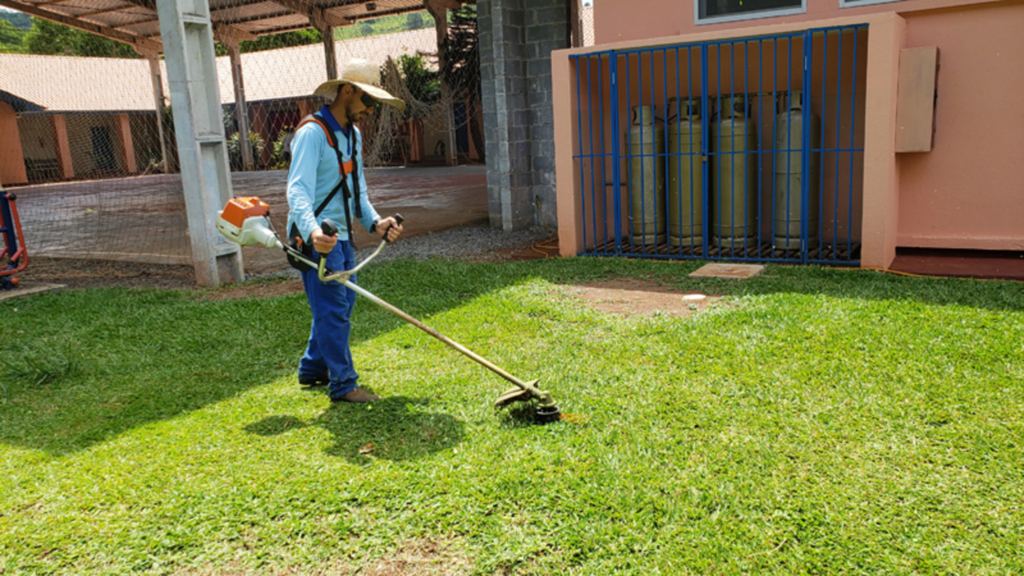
[244,395,464,464]
[1,257,1020,457]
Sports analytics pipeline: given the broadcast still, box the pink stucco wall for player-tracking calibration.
[554,0,1022,266]
[896,2,1024,250]
[0,102,28,186]
[594,0,998,44]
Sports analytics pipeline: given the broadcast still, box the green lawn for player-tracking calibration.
[1,257,1022,575]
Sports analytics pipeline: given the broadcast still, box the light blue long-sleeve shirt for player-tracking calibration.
[286,106,379,242]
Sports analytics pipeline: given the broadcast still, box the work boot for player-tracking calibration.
[299,373,329,387]
[332,388,381,403]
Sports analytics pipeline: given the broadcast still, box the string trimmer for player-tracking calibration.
[216,196,561,423]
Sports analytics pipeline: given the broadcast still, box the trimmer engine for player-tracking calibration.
[216,196,282,249]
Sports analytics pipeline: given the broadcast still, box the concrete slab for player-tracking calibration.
[0,282,66,301]
[689,263,765,279]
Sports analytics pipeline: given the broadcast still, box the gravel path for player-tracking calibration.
[355,224,555,262]
[250,224,557,281]
[21,225,557,290]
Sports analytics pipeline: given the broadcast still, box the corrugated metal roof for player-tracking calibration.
[0,28,436,112]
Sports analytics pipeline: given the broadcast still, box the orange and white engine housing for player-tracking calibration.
[216,197,281,248]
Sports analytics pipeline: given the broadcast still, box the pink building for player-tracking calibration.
[553,0,1023,271]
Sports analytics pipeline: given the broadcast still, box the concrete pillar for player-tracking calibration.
[479,0,569,230]
[861,13,906,270]
[114,113,137,174]
[51,115,74,180]
[0,101,27,186]
[156,0,244,287]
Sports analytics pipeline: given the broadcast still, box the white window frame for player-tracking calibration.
[839,0,902,7]
[695,0,806,25]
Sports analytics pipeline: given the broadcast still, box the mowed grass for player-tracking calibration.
[1,257,1022,575]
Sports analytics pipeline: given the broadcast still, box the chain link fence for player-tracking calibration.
[1,1,593,274]
[0,5,471,269]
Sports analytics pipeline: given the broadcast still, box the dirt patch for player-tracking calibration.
[200,278,304,301]
[363,538,472,576]
[562,278,719,318]
[19,257,198,290]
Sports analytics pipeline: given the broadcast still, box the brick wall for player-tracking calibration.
[479,0,568,230]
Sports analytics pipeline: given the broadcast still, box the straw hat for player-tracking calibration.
[313,58,406,113]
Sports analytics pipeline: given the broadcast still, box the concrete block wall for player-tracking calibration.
[479,0,568,230]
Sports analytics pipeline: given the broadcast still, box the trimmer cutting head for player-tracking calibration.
[534,405,562,423]
[494,380,561,424]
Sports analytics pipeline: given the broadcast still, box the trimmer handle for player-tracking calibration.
[320,218,340,237]
[384,213,404,243]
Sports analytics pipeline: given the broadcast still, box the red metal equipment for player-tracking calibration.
[0,190,28,290]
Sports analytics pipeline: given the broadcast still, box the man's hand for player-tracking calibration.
[311,227,337,254]
[376,217,403,242]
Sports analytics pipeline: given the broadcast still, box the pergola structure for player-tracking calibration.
[0,0,464,286]
[2,0,576,287]
[0,0,462,171]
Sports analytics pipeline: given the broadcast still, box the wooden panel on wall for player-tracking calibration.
[896,46,939,153]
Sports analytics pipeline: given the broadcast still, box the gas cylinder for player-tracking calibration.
[710,95,758,249]
[773,89,821,250]
[667,97,704,247]
[626,105,665,245]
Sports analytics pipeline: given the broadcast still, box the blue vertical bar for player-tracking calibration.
[610,54,623,254]
[587,57,599,254]
[675,48,683,255]
[770,38,778,254]
[801,31,813,263]
[756,39,764,261]
[635,53,643,254]
[729,42,736,257]
[786,36,795,260]
[701,44,710,258]
[663,48,671,256]
[651,49,660,254]
[744,40,752,260]
[587,58,600,254]
[597,55,609,253]
[833,30,844,263]
[848,27,859,261]
[687,47,696,255]
[626,54,636,254]
[818,30,829,261]
[717,44,724,257]
[574,57,587,254]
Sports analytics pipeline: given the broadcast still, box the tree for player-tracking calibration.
[0,11,31,30]
[398,53,439,105]
[24,17,139,58]
[214,29,322,56]
[241,29,320,53]
[0,18,25,52]
[405,12,424,30]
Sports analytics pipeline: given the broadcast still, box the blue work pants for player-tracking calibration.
[299,240,360,400]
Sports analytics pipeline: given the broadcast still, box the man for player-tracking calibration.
[286,58,405,403]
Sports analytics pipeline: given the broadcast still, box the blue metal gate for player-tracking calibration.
[571,25,866,265]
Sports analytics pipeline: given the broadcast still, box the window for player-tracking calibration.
[696,0,805,24]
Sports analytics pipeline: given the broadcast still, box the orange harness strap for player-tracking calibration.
[297,116,355,175]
